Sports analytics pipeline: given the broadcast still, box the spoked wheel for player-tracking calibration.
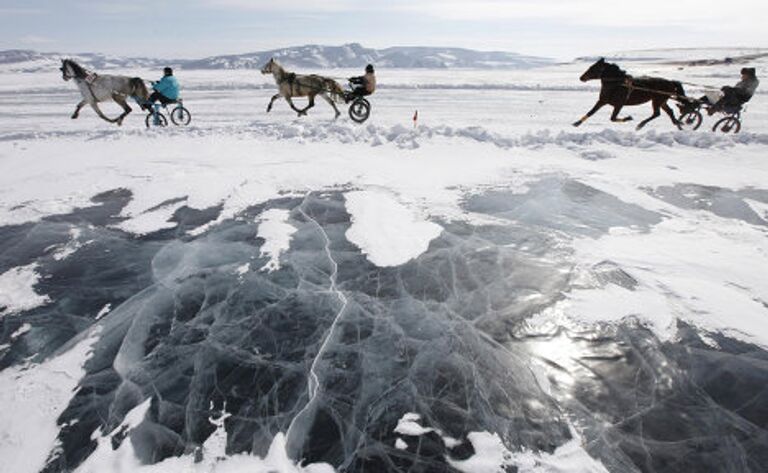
[679,110,703,131]
[145,112,168,128]
[170,106,192,126]
[348,98,371,124]
[712,116,741,134]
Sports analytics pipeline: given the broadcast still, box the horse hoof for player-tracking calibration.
[624,116,633,122]
[71,114,78,119]
[572,121,582,127]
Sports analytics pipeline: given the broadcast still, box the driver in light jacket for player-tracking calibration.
[147,67,180,108]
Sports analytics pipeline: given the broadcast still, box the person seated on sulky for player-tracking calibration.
[348,64,376,99]
[702,67,759,114]
[147,67,180,109]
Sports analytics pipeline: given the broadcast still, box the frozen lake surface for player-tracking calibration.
[1,52,768,473]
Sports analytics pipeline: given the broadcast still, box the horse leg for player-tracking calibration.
[86,100,118,124]
[267,94,281,113]
[573,100,605,127]
[636,102,661,130]
[321,93,340,119]
[112,94,132,126]
[610,104,633,122]
[71,100,87,119]
[285,97,305,115]
[298,95,316,116]
[661,101,681,129]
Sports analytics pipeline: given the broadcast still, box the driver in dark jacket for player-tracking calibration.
[704,67,759,113]
[349,64,376,99]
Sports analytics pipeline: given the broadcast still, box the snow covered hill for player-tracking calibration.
[0,43,552,73]
[577,47,768,65]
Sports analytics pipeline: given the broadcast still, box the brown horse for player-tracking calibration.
[573,58,685,130]
[261,58,346,119]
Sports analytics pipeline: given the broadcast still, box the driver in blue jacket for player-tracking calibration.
[147,67,180,108]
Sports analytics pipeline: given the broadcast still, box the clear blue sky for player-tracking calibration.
[1,0,766,60]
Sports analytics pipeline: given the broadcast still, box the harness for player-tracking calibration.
[83,72,100,102]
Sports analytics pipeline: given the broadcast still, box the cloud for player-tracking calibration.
[0,7,46,15]
[198,0,768,30]
[201,0,356,12]
[19,35,55,45]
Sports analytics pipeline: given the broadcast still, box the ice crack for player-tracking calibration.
[284,194,348,457]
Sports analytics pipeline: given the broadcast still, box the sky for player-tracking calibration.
[0,0,766,61]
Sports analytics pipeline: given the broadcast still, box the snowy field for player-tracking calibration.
[1,49,768,473]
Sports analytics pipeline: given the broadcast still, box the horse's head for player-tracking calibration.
[261,58,277,75]
[60,59,75,81]
[580,58,606,82]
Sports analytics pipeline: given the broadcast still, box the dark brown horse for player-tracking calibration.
[573,58,685,130]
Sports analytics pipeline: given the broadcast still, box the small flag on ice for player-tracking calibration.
[413,110,418,128]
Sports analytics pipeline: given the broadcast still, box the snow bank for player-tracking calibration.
[257,208,296,272]
[345,190,443,267]
[0,263,51,316]
[4,123,768,152]
[0,329,101,473]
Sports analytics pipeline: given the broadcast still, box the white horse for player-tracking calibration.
[261,58,346,119]
[60,59,150,125]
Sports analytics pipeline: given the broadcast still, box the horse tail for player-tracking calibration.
[130,77,150,100]
[325,79,346,103]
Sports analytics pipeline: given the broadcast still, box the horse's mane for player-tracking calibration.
[603,62,627,79]
[63,59,88,79]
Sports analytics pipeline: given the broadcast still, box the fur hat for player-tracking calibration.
[365,64,374,73]
[741,67,756,77]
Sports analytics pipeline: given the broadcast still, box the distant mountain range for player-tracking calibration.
[0,43,553,72]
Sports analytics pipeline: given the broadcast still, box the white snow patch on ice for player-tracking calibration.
[394,413,435,436]
[745,198,768,222]
[0,328,101,473]
[257,209,296,272]
[345,191,443,267]
[567,219,768,346]
[448,429,609,473]
[95,303,112,321]
[51,227,88,261]
[0,263,51,316]
[74,403,334,473]
[565,284,677,341]
[236,263,250,277]
[115,201,184,235]
[395,438,408,450]
[11,323,32,339]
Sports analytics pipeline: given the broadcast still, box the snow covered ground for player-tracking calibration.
[1,49,767,472]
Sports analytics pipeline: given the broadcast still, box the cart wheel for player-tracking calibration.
[348,98,370,123]
[145,112,168,128]
[712,116,741,134]
[170,106,192,126]
[679,110,702,131]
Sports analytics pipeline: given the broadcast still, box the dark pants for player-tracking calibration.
[148,92,174,106]
[350,86,370,98]
[700,87,749,112]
